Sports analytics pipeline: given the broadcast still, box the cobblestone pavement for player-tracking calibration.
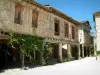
[0,56,100,75]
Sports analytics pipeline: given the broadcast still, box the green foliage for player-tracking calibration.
[43,42,51,60]
[9,32,42,62]
[97,51,100,55]
[8,32,52,65]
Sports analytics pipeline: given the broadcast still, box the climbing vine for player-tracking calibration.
[43,42,51,61]
[8,32,42,66]
[8,32,52,67]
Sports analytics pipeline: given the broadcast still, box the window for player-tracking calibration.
[54,19,60,35]
[14,4,23,24]
[64,23,69,37]
[32,10,38,28]
[72,26,75,39]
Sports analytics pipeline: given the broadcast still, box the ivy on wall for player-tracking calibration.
[43,42,51,61]
[8,32,42,67]
[8,32,51,67]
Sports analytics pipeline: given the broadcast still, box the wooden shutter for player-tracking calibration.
[72,26,75,39]
[65,23,69,37]
[32,10,38,28]
[54,19,60,35]
[14,4,23,24]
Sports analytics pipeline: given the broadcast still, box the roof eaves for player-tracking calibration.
[93,11,100,22]
[50,7,81,25]
[26,1,81,25]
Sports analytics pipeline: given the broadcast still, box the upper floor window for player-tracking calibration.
[14,4,23,24]
[32,10,38,28]
[64,22,69,37]
[72,26,75,39]
[54,19,60,35]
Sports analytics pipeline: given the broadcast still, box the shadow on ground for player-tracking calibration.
[0,62,21,73]
[0,58,84,73]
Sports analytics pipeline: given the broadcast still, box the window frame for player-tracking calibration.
[71,25,76,39]
[64,22,69,37]
[32,10,39,28]
[14,4,24,25]
[54,19,60,36]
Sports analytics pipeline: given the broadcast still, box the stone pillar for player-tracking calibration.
[78,44,81,59]
[89,48,91,57]
[34,50,35,60]
[67,44,71,58]
[86,47,88,57]
[58,43,62,62]
[82,45,84,58]
[40,39,46,65]
[20,50,25,68]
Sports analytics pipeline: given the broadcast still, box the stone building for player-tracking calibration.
[90,33,96,56]
[78,21,91,57]
[0,0,81,67]
[93,11,100,51]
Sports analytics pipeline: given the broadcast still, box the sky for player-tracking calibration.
[35,0,100,35]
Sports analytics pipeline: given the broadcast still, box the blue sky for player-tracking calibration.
[35,0,100,35]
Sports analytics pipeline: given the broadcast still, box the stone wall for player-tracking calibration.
[95,16,100,51]
[0,0,79,42]
[78,25,85,44]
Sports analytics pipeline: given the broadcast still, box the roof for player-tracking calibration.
[93,11,100,22]
[80,20,89,24]
[80,20,91,29]
[93,11,100,16]
[23,0,81,25]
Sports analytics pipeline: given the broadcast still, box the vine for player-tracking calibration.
[8,32,42,67]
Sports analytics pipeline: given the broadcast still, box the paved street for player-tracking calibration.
[0,56,100,75]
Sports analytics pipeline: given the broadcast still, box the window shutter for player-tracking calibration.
[14,4,23,24]
[72,26,75,39]
[65,23,69,37]
[54,19,60,35]
[32,10,38,28]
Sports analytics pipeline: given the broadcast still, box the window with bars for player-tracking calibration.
[54,19,60,35]
[64,23,69,37]
[14,4,23,24]
[72,26,75,39]
[32,10,38,28]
